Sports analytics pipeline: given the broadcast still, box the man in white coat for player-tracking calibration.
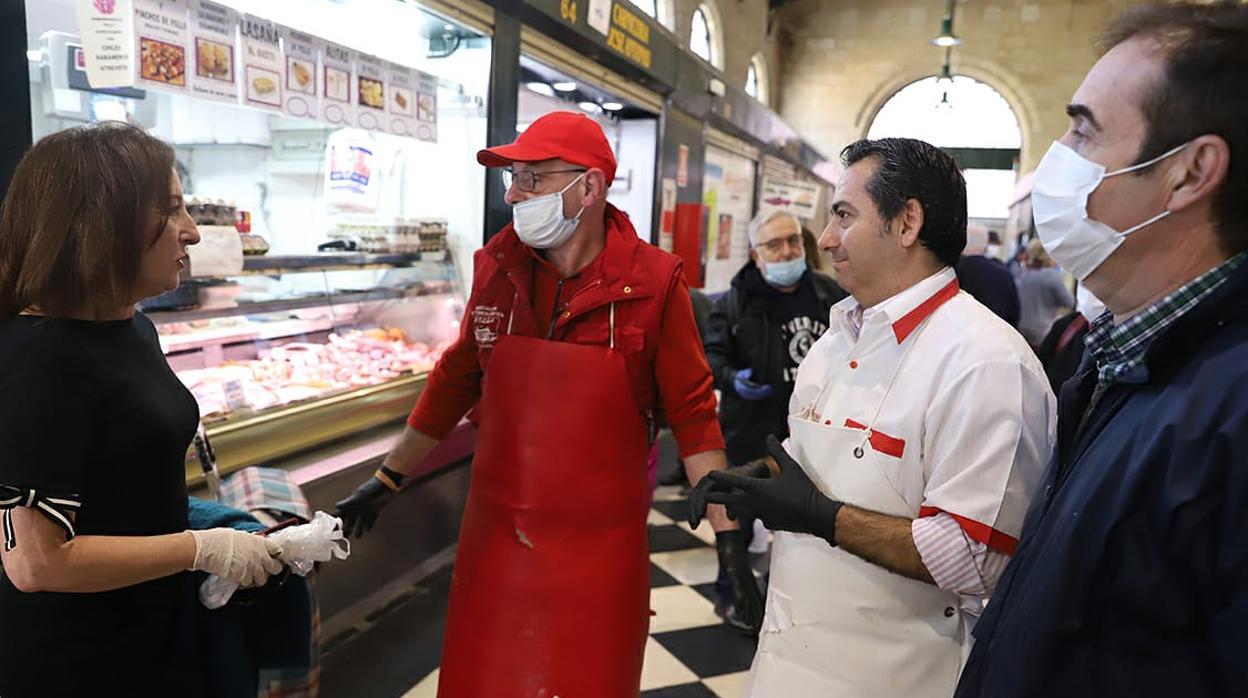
[690,137,1056,697]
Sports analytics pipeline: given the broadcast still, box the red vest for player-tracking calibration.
[465,205,683,416]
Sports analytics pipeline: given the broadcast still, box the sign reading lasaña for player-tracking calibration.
[606,3,651,69]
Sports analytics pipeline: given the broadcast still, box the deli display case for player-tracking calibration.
[146,251,463,485]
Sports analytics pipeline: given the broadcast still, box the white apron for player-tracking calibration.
[744,313,968,698]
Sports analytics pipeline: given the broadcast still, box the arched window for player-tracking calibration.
[631,0,673,30]
[868,75,1022,220]
[689,4,722,69]
[745,54,769,105]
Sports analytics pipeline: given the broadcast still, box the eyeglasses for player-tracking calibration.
[501,168,587,193]
[754,234,803,254]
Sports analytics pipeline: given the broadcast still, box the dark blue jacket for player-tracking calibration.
[956,260,1248,698]
[956,254,1021,327]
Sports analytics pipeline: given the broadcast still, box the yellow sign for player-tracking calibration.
[606,4,652,69]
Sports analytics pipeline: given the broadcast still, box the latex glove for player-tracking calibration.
[705,435,844,545]
[732,368,774,401]
[189,528,284,588]
[335,469,401,539]
[716,530,765,635]
[688,460,771,528]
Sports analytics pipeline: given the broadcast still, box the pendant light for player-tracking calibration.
[930,0,961,47]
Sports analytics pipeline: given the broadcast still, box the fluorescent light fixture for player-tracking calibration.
[525,82,555,97]
[601,101,624,111]
[26,49,43,62]
[553,81,577,92]
[444,24,455,31]
[578,102,602,113]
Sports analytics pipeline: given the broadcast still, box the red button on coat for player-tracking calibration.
[849,360,859,369]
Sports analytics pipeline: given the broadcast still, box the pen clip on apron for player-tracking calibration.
[438,303,652,698]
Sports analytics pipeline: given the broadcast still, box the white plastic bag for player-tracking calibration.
[199,511,351,609]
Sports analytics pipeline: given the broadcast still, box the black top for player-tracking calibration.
[705,262,846,465]
[0,313,201,697]
[956,254,1021,327]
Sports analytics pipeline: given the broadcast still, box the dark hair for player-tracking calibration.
[839,138,967,268]
[0,122,175,318]
[801,226,826,273]
[1100,2,1248,255]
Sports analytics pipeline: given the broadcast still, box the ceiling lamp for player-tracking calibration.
[525,82,555,97]
[553,81,577,92]
[930,0,961,47]
[577,101,602,114]
[601,101,624,111]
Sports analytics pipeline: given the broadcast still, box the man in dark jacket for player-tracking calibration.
[701,209,845,631]
[704,210,846,468]
[956,223,1020,326]
[957,4,1248,696]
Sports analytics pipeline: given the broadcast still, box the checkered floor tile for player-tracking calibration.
[326,486,760,697]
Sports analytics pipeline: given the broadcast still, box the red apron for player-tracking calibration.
[437,314,651,698]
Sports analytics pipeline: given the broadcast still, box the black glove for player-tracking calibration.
[716,530,765,635]
[335,466,404,538]
[688,460,772,528]
[705,435,843,546]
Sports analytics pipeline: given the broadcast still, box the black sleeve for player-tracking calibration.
[0,335,93,496]
[703,291,739,395]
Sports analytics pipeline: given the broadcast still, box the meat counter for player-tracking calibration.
[144,252,475,636]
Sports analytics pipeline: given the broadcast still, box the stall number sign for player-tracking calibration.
[607,4,651,69]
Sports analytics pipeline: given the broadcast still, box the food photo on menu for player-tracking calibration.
[289,56,315,94]
[325,66,349,102]
[141,37,186,86]
[358,77,384,110]
[195,38,232,82]
[248,67,280,104]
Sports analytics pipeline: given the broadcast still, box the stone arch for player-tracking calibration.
[854,57,1039,169]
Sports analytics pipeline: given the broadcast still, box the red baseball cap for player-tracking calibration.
[477,111,617,185]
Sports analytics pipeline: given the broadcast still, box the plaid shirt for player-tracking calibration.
[1087,253,1246,385]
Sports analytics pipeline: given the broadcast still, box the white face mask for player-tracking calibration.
[1076,283,1108,322]
[1032,140,1188,280]
[512,173,587,250]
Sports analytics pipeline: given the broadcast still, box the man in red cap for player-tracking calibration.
[336,111,762,696]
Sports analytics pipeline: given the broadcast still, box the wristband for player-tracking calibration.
[374,465,405,492]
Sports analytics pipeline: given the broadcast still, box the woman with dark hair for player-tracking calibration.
[0,123,284,697]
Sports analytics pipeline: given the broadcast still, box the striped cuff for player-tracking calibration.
[912,512,1011,597]
[0,484,81,551]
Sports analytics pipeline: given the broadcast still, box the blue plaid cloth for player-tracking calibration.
[219,467,312,523]
[1086,253,1245,385]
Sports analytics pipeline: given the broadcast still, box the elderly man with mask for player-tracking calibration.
[691,137,1056,697]
[335,111,761,696]
[957,4,1248,696]
[701,210,845,630]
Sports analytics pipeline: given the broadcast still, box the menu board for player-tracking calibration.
[282,28,318,119]
[188,0,238,104]
[134,0,190,94]
[354,53,386,132]
[320,41,354,126]
[385,62,417,137]
[74,0,135,89]
[413,69,438,143]
[239,15,282,112]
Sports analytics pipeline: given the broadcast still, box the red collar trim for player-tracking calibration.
[891,279,960,344]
